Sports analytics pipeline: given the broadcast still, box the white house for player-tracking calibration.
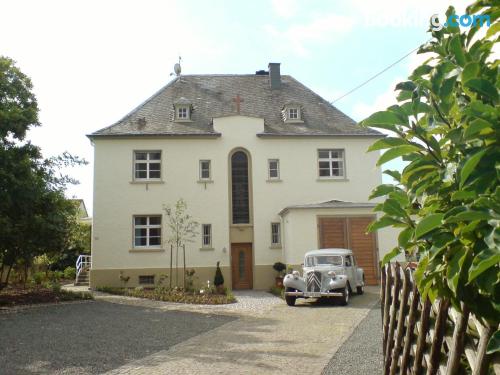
[88,63,397,290]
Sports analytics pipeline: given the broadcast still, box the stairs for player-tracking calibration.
[75,255,92,286]
[75,268,90,286]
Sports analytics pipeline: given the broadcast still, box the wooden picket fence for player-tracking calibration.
[381,263,499,375]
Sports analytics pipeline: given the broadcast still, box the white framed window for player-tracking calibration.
[199,160,211,180]
[176,105,190,120]
[288,108,299,119]
[202,224,212,247]
[318,149,345,178]
[134,215,162,248]
[268,159,280,180]
[271,223,281,246]
[284,106,302,122]
[134,151,161,180]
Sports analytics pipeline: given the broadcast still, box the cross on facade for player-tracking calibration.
[232,94,244,113]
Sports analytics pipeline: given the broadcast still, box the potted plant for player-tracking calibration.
[214,261,225,294]
[273,262,286,287]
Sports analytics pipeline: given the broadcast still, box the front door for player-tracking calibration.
[231,243,253,289]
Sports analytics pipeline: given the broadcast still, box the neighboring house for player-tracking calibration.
[88,63,398,290]
[70,199,92,225]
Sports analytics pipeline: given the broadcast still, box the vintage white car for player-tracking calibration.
[283,249,365,306]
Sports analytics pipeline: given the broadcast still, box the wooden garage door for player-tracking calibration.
[318,216,378,285]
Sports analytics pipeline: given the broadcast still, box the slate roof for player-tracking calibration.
[89,74,382,138]
[279,199,376,215]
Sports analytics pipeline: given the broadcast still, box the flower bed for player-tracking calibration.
[96,286,236,305]
[0,286,93,307]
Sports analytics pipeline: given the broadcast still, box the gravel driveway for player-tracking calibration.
[0,301,235,375]
[322,303,382,374]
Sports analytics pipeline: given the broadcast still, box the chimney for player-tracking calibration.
[268,63,281,89]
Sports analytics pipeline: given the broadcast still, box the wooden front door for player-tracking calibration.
[231,243,253,289]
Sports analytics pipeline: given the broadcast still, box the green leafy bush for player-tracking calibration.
[63,266,76,280]
[361,1,498,338]
[32,272,46,285]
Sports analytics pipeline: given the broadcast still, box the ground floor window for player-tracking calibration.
[271,222,281,246]
[134,215,162,248]
[202,224,212,247]
[138,275,155,284]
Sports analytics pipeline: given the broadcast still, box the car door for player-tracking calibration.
[344,255,356,287]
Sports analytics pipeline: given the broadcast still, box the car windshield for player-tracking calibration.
[305,255,343,267]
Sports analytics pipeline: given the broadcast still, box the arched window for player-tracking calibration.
[231,151,249,224]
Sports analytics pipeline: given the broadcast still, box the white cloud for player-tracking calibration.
[271,0,300,18]
[264,13,355,57]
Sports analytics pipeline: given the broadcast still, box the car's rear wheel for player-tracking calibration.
[285,288,296,306]
[339,284,349,306]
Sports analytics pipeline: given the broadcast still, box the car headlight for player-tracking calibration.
[292,270,300,279]
[328,271,336,279]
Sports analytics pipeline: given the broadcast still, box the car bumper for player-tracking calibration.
[285,291,343,298]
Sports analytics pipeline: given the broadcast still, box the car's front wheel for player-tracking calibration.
[285,288,297,306]
[339,284,349,306]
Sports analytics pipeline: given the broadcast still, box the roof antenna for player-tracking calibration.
[170,56,182,79]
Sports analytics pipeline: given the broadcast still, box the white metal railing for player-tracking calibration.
[76,255,92,281]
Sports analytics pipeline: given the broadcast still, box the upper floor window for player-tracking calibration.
[199,160,211,180]
[318,149,345,178]
[288,108,299,119]
[283,104,303,123]
[174,98,192,121]
[202,224,212,248]
[231,151,250,224]
[134,151,161,180]
[268,159,280,180]
[271,222,281,246]
[177,106,189,120]
[134,215,162,248]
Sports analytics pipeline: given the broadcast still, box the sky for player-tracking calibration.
[1,0,469,215]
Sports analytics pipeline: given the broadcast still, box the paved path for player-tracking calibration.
[103,288,380,375]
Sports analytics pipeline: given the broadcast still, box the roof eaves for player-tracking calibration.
[257,132,386,138]
[87,132,221,140]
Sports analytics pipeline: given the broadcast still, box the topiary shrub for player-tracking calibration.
[214,261,224,292]
[273,262,286,277]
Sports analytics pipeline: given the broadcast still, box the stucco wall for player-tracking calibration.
[281,207,400,266]
[91,115,388,288]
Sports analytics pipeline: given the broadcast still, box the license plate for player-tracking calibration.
[305,292,322,298]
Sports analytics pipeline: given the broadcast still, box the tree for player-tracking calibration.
[361,2,499,352]
[163,199,198,288]
[0,56,86,288]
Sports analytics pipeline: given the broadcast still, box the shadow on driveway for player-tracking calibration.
[0,301,235,374]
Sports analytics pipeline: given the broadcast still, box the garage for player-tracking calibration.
[318,216,379,285]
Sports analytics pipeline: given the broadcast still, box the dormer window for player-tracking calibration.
[288,108,299,120]
[174,98,192,122]
[282,103,303,123]
[176,105,190,121]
